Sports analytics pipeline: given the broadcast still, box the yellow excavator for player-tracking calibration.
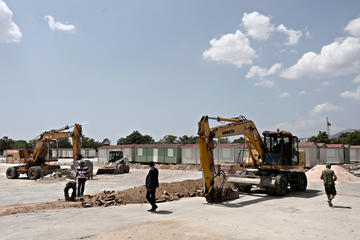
[198,115,307,203]
[6,124,82,180]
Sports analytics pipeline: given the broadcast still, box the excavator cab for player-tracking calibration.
[263,131,299,166]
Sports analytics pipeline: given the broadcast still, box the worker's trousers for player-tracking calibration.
[78,178,86,197]
[146,188,157,209]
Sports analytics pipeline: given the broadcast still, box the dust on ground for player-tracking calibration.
[306,164,360,182]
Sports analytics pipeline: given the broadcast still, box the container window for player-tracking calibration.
[168,148,174,157]
[138,148,143,156]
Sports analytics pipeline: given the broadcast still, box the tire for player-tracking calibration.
[64,181,77,201]
[116,164,125,174]
[28,166,42,180]
[274,174,288,196]
[124,165,130,173]
[6,167,19,179]
[296,172,307,192]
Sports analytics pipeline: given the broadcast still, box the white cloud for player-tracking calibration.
[279,92,290,98]
[44,15,76,32]
[203,30,256,68]
[276,24,302,45]
[276,118,319,133]
[281,37,360,79]
[305,30,311,38]
[242,11,274,40]
[0,0,22,43]
[246,63,282,78]
[345,16,360,37]
[353,74,360,83]
[341,86,360,100]
[299,90,307,95]
[321,81,330,86]
[310,103,341,115]
[245,63,281,88]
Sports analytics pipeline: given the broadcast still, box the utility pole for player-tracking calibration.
[326,117,331,138]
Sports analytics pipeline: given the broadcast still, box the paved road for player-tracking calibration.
[2,182,360,240]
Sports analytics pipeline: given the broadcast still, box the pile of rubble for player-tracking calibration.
[41,168,76,181]
[306,164,360,182]
[80,179,204,208]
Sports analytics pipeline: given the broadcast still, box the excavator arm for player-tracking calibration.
[198,115,265,202]
[31,124,82,166]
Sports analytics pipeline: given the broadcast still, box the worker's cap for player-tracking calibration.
[326,163,331,168]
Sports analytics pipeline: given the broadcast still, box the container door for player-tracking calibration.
[153,148,158,162]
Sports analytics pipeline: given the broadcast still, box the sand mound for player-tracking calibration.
[306,165,360,182]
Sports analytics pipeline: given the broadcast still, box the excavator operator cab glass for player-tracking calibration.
[109,151,123,162]
[263,132,294,166]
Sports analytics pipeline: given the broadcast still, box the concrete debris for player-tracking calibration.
[42,168,76,181]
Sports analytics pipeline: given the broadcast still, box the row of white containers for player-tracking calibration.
[48,148,97,159]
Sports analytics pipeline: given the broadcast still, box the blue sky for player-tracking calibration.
[1,0,359,143]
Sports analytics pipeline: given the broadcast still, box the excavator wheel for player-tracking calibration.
[274,174,288,196]
[124,165,130,173]
[28,166,42,180]
[295,172,307,191]
[64,181,77,201]
[6,167,20,179]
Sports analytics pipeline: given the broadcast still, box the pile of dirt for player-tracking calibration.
[306,165,360,182]
[80,179,204,207]
[41,168,76,181]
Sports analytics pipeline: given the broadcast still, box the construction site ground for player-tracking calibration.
[1,163,360,240]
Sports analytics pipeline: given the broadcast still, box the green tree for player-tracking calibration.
[308,131,330,144]
[331,131,360,145]
[49,138,72,148]
[81,136,102,148]
[11,140,29,149]
[218,138,230,144]
[102,138,111,146]
[178,135,198,144]
[117,131,155,145]
[0,136,14,154]
[159,135,178,144]
[232,137,245,143]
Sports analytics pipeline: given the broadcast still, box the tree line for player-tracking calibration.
[0,130,246,154]
[307,131,360,145]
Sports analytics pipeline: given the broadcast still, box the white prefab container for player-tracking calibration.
[350,146,360,163]
[325,144,344,164]
[317,143,327,164]
[299,142,318,167]
[98,149,107,164]
[89,149,96,158]
[181,145,200,164]
[68,150,73,158]
[213,143,241,164]
[62,149,68,158]
[97,145,136,163]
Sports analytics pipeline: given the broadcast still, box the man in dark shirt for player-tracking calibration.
[76,161,89,197]
[320,163,337,207]
[145,161,159,212]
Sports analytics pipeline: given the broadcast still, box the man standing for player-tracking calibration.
[320,163,337,207]
[76,161,89,197]
[146,161,159,212]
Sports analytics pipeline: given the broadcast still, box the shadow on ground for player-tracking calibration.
[213,188,323,208]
